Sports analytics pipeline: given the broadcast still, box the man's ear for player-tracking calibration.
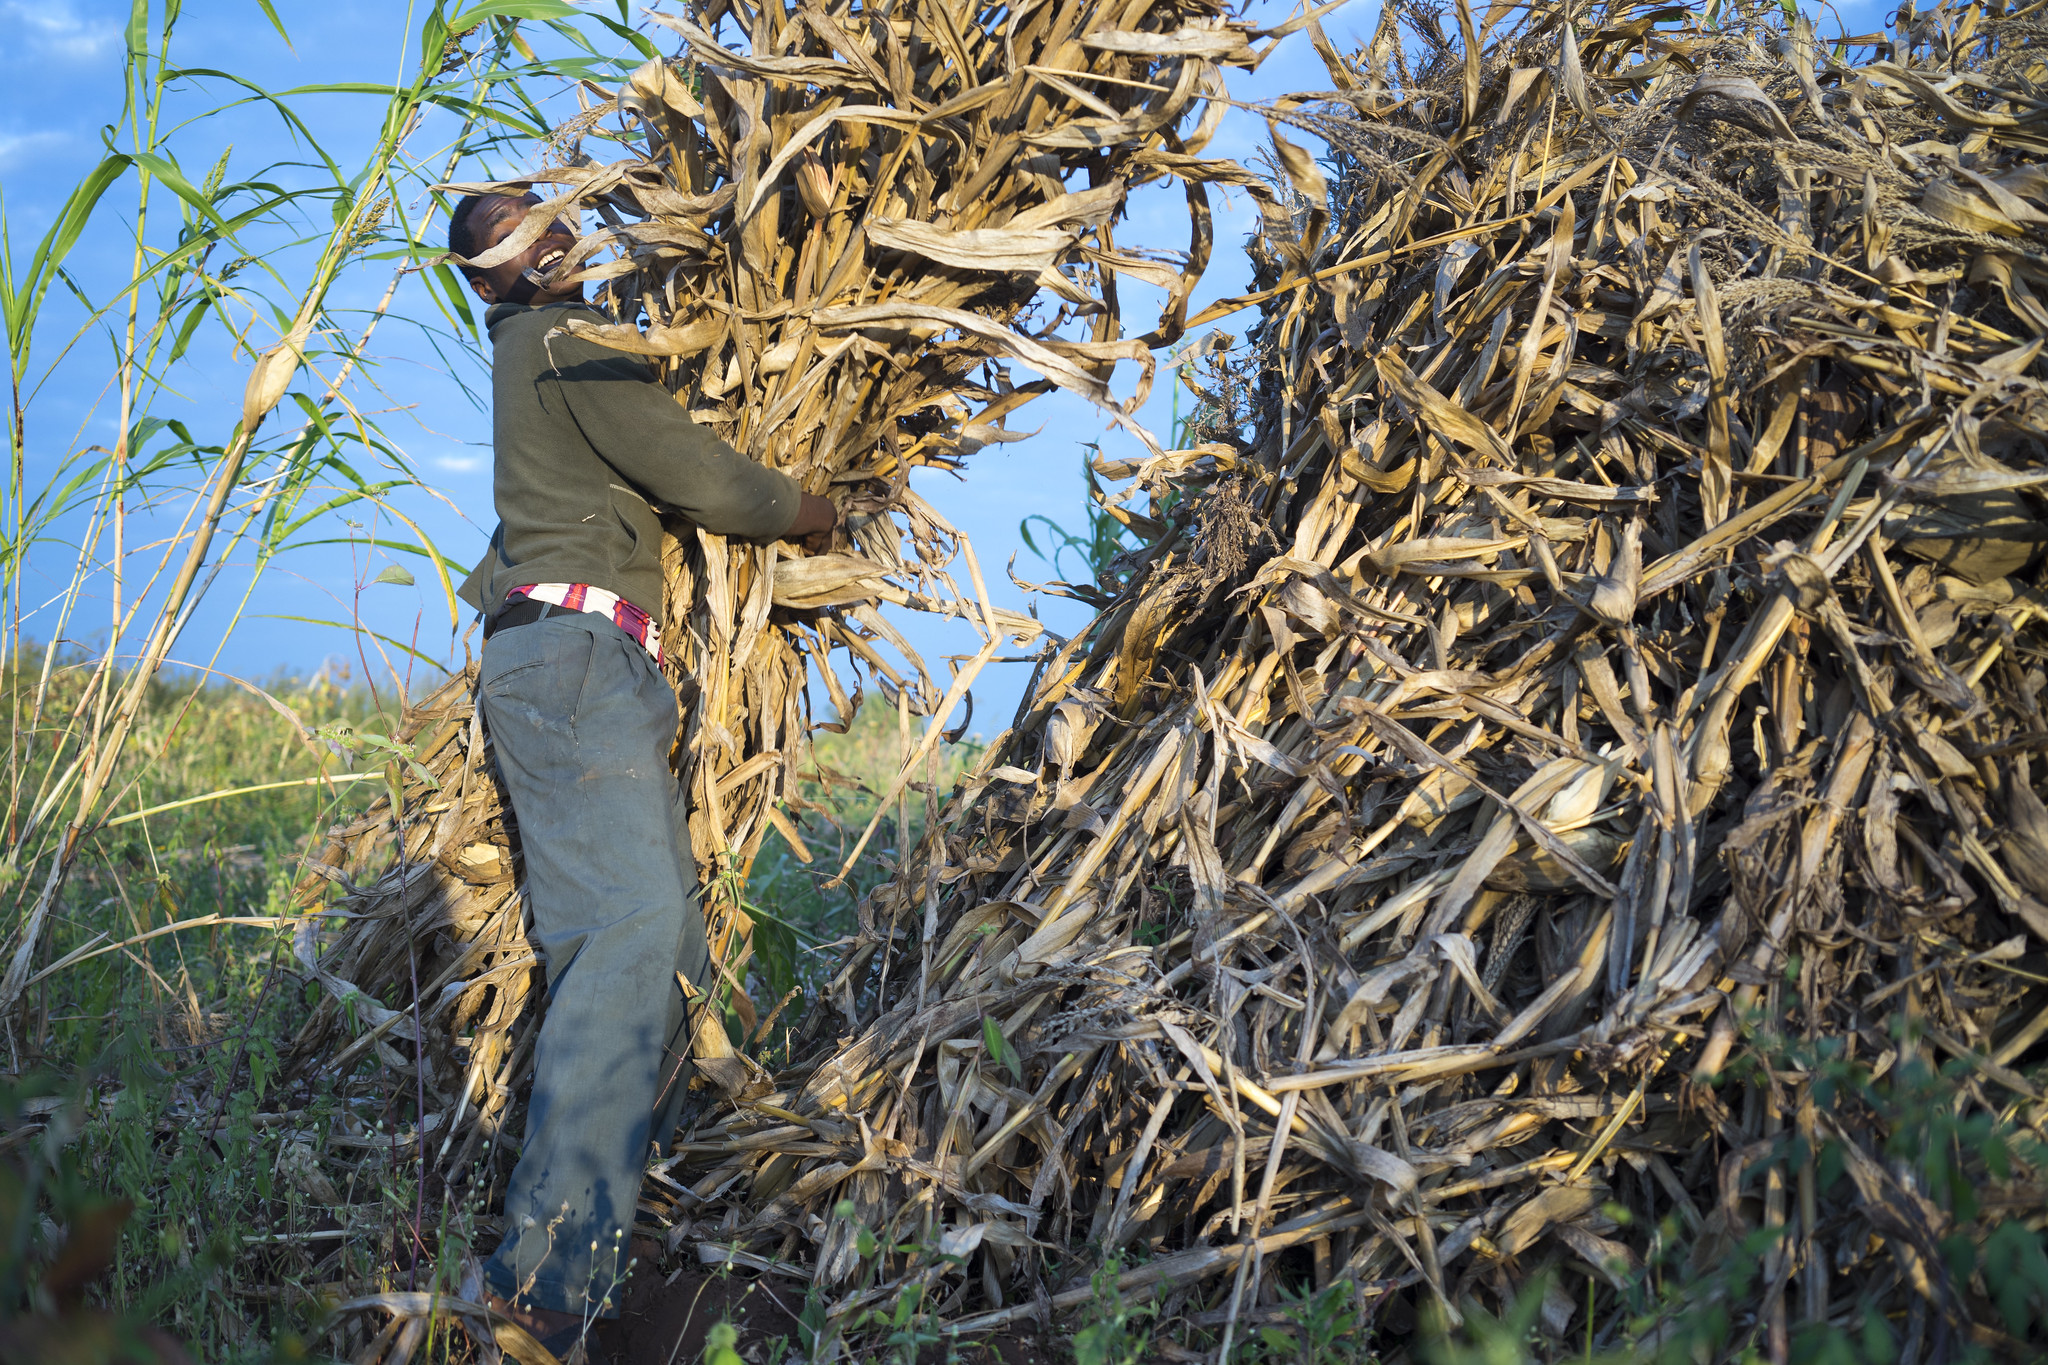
[467,274,497,305]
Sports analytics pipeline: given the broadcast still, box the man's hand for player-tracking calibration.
[785,491,837,554]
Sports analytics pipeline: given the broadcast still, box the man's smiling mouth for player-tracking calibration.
[537,248,566,271]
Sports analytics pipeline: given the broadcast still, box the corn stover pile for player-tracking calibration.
[649,1,2048,1357]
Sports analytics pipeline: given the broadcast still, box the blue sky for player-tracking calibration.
[0,0,1894,730]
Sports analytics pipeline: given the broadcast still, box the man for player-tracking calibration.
[447,191,834,1357]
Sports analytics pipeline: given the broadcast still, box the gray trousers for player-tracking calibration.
[476,610,711,1315]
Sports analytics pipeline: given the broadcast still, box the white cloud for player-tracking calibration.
[3,1,119,63]
[0,130,70,172]
[433,454,485,474]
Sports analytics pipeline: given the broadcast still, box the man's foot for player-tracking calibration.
[482,1292,606,1364]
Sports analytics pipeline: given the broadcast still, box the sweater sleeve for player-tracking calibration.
[539,326,804,541]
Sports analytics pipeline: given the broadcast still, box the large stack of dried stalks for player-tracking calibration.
[631,0,2048,1357]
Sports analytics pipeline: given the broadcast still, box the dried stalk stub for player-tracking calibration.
[648,0,2048,1353]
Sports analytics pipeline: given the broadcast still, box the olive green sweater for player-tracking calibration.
[457,301,802,626]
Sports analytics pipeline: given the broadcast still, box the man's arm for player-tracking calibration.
[538,326,826,542]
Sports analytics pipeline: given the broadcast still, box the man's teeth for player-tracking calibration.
[538,250,565,269]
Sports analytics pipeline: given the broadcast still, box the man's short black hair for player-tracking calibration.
[448,194,492,282]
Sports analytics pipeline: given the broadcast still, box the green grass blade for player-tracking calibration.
[127,151,231,231]
[257,616,456,671]
[449,0,584,29]
[124,0,150,64]
[253,0,294,50]
[101,772,381,830]
[2,156,130,361]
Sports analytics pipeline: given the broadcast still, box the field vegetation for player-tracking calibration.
[0,0,812,1350]
[0,653,948,1359]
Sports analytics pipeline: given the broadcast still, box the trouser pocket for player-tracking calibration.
[479,620,597,736]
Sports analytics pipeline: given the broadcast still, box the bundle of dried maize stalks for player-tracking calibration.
[643,0,2048,1357]
[280,0,1317,1281]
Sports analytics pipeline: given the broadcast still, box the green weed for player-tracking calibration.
[705,1318,746,1365]
[0,656,452,1358]
[1603,1018,2047,1365]
[1073,1257,1158,1365]
[1256,1279,1377,1365]
[1421,1276,1572,1365]
[794,1196,990,1365]
[1019,446,1143,595]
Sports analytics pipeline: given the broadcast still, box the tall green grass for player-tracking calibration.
[8,651,383,1064]
[740,700,984,1055]
[0,654,390,1357]
[0,4,717,1348]
[0,0,687,1083]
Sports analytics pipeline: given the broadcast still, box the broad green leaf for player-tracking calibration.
[373,565,416,587]
[982,1016,1020,1079]
[125,0,150,64]
[128,153,232,231]
[448,0,582,32]
[2,156,130,359]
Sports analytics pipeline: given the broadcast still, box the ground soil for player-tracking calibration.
[594,1245,1058,1365]
[601,1264,805,1364]
[925,1326,1058,1365]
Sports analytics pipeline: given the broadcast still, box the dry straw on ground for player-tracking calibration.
[293,0,2048,1358]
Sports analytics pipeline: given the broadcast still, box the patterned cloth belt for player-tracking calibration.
[506,583,661,664]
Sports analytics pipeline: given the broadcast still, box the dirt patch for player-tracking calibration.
[600,1263,805,1364]
[930,1327,1057,1365]
[595,1254,1059,1365]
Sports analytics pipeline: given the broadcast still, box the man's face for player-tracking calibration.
[466,193,582,306]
